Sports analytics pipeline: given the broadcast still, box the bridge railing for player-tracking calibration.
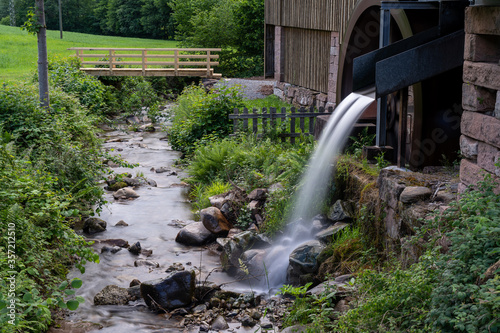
[68,47,222,78]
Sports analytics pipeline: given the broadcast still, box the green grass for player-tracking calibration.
[0,25,177,82]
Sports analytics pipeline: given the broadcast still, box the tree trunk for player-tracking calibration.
[35,0,50,109]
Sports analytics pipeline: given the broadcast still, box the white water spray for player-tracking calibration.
[264,91,375,288]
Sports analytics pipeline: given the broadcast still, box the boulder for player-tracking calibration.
[287,240,326,285]
[247,188,268,201]
[140,271,196,310]
[241,249,267,277]
[315,222,349,243]
[128,242,141,255]
[94,285,131,305]
[113,187,139,200]
[220,231,271,275]
[211,315,229,330]
[399,186,432,204]
[328,200,353,222]
[122,177,142,187]
[106,181,127,191]
[175,222,216,246]
[201,207,232,236]
[83,217,107,234]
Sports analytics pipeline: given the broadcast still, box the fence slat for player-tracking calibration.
[290,107,296,144]
[229,106,333,143]
[270,107,277,131]
[262,108,268,135]
[299,107,306,133]
[243,108,249,131]
[233,108,239,133]
[308,106,315,134]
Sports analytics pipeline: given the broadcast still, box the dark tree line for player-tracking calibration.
[1,0,264,76]
[1,0,175,39]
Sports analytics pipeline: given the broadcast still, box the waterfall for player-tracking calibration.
[264,91,375,288]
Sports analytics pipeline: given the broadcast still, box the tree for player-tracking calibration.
[33,0,49,108]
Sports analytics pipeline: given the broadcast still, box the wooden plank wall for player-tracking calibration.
[283,28,330,93]
[265,0,359,37]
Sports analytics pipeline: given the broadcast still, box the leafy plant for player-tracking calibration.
[168,84,244,154]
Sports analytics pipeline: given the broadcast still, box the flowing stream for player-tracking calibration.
[67,90,374,331]
[67,125,241,332]
[264,91,375,288]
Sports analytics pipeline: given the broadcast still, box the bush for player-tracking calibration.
[334,176,500,333]
[0,80,104,330]
[47,56,114,117]
[168,84,244,154]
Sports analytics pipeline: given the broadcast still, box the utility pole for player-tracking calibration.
[35,0,50,108]
[58,0,63,39]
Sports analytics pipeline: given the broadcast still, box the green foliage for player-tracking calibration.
[335,176,500,333]
[0,16,10,26]
[20,9,41,35]
[186,135,314,234]
[190,181,231,217]
[168,84,244,154]
[279,282,339,332]
[169,0,264,77]
[47,55,114,116]
[346,127,375,159]
[0,133,99,331]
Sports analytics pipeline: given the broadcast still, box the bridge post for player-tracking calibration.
[142,50,147,76]
[174,50,179,76]
[206,50,211,77]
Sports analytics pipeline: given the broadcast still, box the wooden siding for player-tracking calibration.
[265,0,359,37]
[283,28,330,93]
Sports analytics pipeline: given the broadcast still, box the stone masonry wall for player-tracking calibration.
[460,6,500,193]
[273,31,340,109]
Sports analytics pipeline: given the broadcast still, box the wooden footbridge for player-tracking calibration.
[68,48,222,78]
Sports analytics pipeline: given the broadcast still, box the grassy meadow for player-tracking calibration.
[0,25,177,82]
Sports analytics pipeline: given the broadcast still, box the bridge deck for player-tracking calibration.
[68,47,222,78]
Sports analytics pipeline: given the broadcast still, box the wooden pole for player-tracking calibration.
[36,0,49,109]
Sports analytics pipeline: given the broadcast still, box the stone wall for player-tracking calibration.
[460,6,500,193]
[273,30,340,109]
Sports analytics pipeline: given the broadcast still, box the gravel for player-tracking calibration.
[215,78,276,100]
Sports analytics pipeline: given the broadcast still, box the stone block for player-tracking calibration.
[460,159,500,194]
[463,61,500,91]
[477,142,500,174]
[461,111,500,148]
[460,135,479,160]
[462,83,496,112]
[464,33,500,62]
[465,6,500,36]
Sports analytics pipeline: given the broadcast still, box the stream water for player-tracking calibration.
[67,125,245,332]
[67,90,374,332]
[264,91,375,288]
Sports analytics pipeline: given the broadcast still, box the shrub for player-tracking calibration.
[47,56,114,117]
[168,84,244,154]
[334,176,500,333]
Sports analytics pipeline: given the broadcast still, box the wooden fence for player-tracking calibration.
[229,106,333,143]
[68,47,222,78]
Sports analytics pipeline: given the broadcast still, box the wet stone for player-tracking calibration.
[130,279,141,287]
[140,270,196,311]
[134,259,159,268]
[211,315,229,330]
[128,242,141,255]
[94,285,131,305]
[399,186,432,204]
[101,246,122,254]
[115,220,129,227]
[241,315,256,327]
[83,217,107,234]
